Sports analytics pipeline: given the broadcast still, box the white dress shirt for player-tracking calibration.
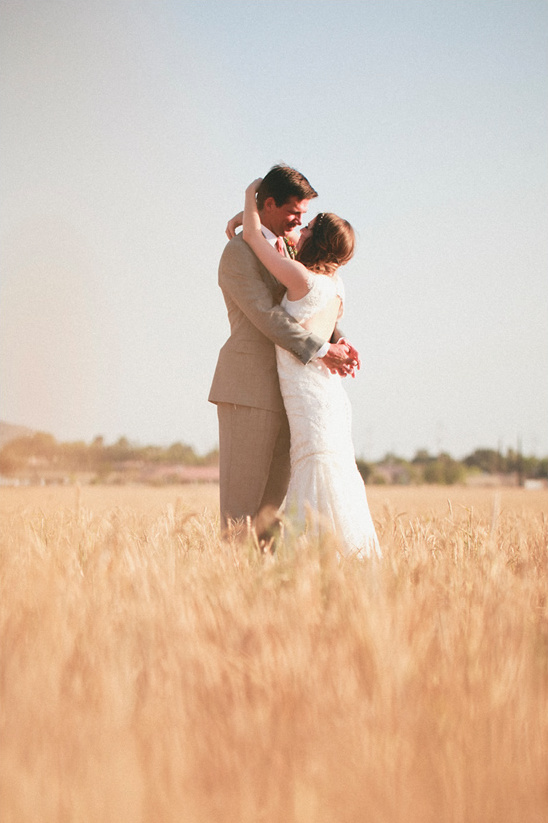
[260,225,280,246]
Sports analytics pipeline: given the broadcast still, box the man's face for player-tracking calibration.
[261,196,311,237]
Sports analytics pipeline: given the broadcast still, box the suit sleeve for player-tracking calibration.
[219,239,325,366]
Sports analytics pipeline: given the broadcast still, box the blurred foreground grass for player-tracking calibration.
[1,485,547,822]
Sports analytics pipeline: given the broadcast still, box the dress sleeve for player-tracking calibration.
[304,271,316,292]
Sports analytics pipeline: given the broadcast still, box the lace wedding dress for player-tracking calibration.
[277,273,381,558]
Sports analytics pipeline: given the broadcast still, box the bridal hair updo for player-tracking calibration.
[297,213,355,276]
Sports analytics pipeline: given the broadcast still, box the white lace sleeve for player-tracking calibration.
[304,271,316,292]
[282,272,343,322]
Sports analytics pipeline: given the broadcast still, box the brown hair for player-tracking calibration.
[297,213,355,275]
[256,164,318,210]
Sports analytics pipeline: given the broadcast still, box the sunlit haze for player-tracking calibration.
[1,1,547,460]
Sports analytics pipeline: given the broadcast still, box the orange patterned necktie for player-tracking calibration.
[275,237,285,256]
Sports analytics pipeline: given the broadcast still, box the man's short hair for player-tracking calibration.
[256,165,318,210]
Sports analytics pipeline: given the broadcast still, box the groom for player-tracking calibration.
[208,164,358,536]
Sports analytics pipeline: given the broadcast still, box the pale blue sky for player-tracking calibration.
[1,0,547,459]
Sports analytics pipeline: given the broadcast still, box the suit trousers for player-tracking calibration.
[217,402,291,532]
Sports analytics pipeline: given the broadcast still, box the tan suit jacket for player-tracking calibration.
[209,234,324,411]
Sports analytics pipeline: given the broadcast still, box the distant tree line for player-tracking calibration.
[0,432,219,478]
[1,433,546,486]
[357,447,548,485]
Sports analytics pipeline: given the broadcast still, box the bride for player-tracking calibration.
[241,179,380,559]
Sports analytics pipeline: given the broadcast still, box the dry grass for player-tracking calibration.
[1,484,547,822]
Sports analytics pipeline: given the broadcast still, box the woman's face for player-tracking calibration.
[296,216,316,251]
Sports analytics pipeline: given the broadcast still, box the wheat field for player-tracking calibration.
[1,484,547,822]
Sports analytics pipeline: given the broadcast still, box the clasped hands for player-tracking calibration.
[322,338,360,378]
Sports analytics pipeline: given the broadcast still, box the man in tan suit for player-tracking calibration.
[209,165,357,536]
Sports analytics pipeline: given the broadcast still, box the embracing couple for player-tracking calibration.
[208,165,380,558]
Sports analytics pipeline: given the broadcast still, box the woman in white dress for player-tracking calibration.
[241,179,380,559]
